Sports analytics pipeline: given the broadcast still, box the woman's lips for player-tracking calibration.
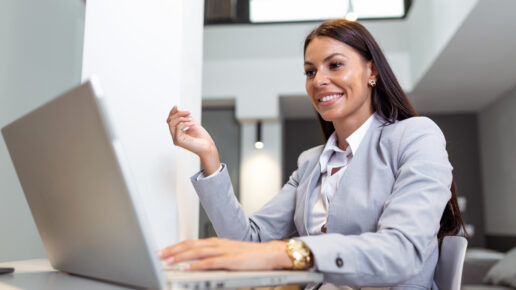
[318,93,343,106]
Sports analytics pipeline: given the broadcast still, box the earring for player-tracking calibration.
[369,79,376,87]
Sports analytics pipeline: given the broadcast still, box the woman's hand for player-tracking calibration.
[166,106,221,175]
[159,237,293,271]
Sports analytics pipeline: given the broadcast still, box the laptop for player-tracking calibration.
[1,80,323,289]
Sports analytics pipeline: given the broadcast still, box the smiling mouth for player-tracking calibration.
[319,93,343,103]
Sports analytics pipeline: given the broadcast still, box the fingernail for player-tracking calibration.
[183,126,190,132]
[180,264,190,271]
[157,250,164,258]
[166,257,175,264]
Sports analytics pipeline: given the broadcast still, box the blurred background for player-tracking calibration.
[200,0,516,254]
[1,1,515,283]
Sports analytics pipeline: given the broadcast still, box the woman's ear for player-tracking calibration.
[368,60,378,81]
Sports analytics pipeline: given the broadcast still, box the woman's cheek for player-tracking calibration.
[339,70,353,82]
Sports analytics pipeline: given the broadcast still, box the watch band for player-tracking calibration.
[286,238,313,270]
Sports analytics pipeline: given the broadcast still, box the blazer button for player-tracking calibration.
[335,257,343,268]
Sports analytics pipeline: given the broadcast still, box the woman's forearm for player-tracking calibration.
[199,144,221,176]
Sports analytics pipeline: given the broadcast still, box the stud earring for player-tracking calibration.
[369,79,376,87]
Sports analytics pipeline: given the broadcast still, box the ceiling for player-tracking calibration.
[409,0,516,113]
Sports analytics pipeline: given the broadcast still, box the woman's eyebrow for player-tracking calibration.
[304,53,346,65]
[323,53,345,62]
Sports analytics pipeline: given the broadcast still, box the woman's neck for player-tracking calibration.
[332,111,374,151]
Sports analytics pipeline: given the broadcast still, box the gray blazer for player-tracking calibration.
[191,115,453,290]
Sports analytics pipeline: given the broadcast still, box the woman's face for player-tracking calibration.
[304,36,376,123]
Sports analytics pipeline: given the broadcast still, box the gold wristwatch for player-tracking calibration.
[286,239,314,270]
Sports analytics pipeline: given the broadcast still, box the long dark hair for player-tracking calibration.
[305,19,466,244]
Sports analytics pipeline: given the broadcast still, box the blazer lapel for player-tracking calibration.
[294,151,323,237]
[325,115,385,232]
[303,162,322,236]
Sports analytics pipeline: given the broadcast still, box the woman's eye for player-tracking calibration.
[304,70,316,78]
[329,62,343,69]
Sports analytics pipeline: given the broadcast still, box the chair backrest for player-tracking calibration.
[434,236,468,290]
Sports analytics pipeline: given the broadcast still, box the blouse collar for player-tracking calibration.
[319,113,376,173]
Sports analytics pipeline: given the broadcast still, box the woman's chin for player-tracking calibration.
[319,112,338,122]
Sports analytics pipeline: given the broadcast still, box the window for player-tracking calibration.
[205,0,412,25]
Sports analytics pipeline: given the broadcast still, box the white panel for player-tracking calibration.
[407,0,479,87]
[240,121,282,215]
[82,0,203,248]
[176,0,205,242]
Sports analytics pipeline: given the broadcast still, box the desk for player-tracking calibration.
[0,259,130,289]
[0,259,323,289]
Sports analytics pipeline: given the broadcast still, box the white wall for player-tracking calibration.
[240,121,282,215]
[407,0,479,86]
[479,86,516,235]
[0,0,204,262]
[81,0,204,249]
[0,0,85,262]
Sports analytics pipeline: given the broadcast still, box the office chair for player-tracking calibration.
[434,236,468,290]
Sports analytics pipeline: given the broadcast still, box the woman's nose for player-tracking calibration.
[314,72,329,87]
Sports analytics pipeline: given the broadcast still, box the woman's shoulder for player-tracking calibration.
[296,145,324,170]
[298,144,324,162]
[380,116,447,159]
[382,116,444,140]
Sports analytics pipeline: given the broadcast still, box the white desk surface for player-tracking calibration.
[0,259,131,290]
[0,259,323,289]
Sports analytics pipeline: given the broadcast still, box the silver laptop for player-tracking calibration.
[1,80,322,289]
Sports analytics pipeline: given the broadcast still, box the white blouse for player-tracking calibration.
[308,113,376,235]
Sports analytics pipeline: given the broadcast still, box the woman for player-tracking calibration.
[162,19,465,289]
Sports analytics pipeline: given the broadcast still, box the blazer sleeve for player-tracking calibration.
[299,117,453,287]
[191,164,299,242]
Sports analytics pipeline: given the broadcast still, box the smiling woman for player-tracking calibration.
[304,36,377,145]
[163,19,466,289]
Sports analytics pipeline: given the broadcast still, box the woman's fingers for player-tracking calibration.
[175,121,196,143]
[159,238,289,271]
[166,247,222,265]
[168,105,177,118]
[167,111,191,126]
[166,107,190,126]
[160,238,221,260]
[168,117,192,139]
[167,105,189,119]
[160,240,197,259]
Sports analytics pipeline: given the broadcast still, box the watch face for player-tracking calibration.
[287,239,312,269]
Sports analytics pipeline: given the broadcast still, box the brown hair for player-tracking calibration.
[305,19,466,244]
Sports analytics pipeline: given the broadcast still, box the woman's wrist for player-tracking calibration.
[266,241,294,269]
[199,144,221,176]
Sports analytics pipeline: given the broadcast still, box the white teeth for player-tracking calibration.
[320,94,342,102]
